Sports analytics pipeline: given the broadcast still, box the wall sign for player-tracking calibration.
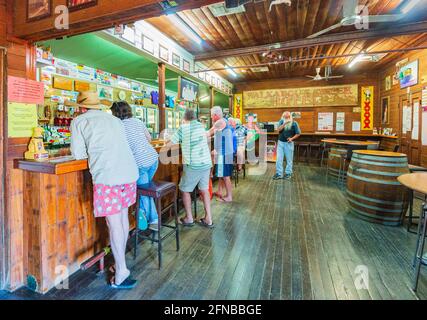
[27,0,52,22]
[243,84,358,109]
[8,76,44,104]
[400,60,419,89]
[361,86,374,131]
[233,94,243,122]
[180,77,199,102]
[381,96,390,125]
[318,112,334,131]
[67,0,97,11]
[8,103,38,138]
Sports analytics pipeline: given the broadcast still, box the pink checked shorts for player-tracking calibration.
[93,182,137,218]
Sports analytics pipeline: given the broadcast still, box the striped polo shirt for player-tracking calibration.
[171,120,212,170]
[122,118,159,168]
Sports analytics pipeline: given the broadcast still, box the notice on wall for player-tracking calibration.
[7,76,44,105]
[402,105,412,134]
[361,86,374,131]
[422,112,427,146]
[318,112,334,131]
[423,88,427,112]
[336,112,345,132]
[352,121,361,132]
[412,101,420,140]
[8,103,38,138]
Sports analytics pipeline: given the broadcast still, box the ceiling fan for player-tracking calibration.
[306,66,344,81]
[307,0,405,39]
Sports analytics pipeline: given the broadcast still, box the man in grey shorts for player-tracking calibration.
[168,109,214,228]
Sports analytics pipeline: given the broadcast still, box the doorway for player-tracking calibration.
[400,92,422,165]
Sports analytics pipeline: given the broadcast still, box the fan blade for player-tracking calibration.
[328,75,344,79]
[366,14,404,23]
[343,0,358,18]
[307,22,343,39]
[306,75,316,78]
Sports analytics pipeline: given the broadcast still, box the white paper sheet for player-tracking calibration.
[318,112,334,131]
[352,121,360,132]
[422,112,427,146]
[402,105,411,134]
[336,112,345,132]
[412,101,419,140]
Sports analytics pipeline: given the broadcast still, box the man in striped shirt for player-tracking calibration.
[168,109,214,228]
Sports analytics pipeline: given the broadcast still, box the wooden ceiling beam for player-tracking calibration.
[195,20,427,61]
[13,0,220,42]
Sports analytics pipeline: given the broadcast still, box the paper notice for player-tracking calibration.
[352,121,361,132]
[7,102,38,138]
[422,112,427,146]
[412,101,420,140]
[336,112,345,132]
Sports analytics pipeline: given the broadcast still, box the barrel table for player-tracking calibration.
[346,150,410,226]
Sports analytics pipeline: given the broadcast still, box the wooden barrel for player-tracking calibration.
[346,150,410,226]
[327,147,348,180]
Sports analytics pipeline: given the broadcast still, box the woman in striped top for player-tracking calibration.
[111,101,159,231]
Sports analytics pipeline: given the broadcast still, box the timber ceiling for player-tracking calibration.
[146,0,427,82]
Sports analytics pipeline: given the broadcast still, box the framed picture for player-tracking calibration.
[159,45,169,62]
[400,60,419,89]
[183,59,191,73]
[27,0,52,22]
[142,35,154,54]
[385,76,391,91]
[67,0,97,11]
[205,73,211,83]
[381,96,390,125]
[198,71,205,81]
[172,53,181,67]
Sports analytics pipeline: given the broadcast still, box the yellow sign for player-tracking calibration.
[8,102,38,138]
[233,94,243,122]
[361,86,374,131]
[243,84,358,109]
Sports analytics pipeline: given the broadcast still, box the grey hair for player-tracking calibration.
[184,108,197,121]
[211,106,223,118]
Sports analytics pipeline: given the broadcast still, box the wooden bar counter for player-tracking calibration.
[14,142,180,294]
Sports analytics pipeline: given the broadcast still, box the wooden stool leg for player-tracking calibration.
[156,198,162,270]
[174,192,180,251]
[134,192,140,260]
[408,189,414,232]
[413,205,427,291]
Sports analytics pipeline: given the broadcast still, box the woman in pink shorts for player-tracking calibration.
[71,91,139,289]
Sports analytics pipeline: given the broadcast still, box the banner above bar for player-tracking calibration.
[242,84,358,109]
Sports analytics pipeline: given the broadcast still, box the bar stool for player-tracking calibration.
[309,142,321,163]
[297,142,310,163]
[134,181,180,269]
[320,142,331,168]
[412,202,427,291]
[406,165,427,233]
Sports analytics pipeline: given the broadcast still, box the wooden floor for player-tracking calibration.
[1,163,426,300]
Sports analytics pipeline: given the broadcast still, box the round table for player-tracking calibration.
[398,173,427,195]
[398,173,427,291]
[321,139,380,147]
[346,150,410,226]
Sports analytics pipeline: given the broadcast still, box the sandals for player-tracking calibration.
[180,217,195,227]
[110,275,137,290]
[199,218,214,229]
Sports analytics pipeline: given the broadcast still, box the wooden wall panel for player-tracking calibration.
[234,73,381,134]
[378,45,427,166]
[3,38,36,291]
